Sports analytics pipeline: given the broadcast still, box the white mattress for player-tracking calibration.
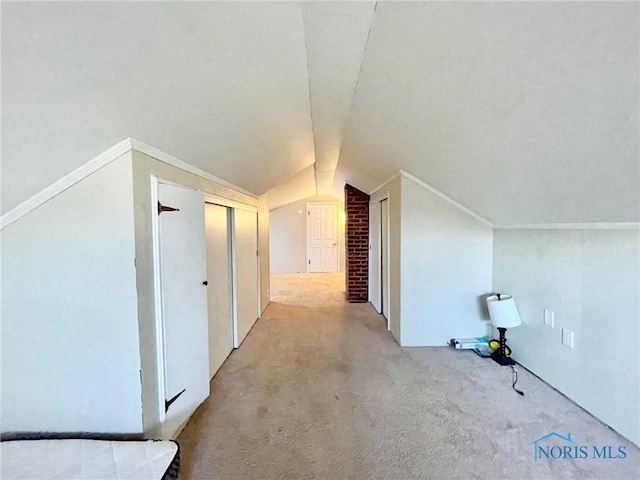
[1,439,178,480]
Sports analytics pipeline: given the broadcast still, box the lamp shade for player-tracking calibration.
[486,294,522,328]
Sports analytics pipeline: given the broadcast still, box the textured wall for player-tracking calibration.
[1,153,142,434]
[493,228,640,446]
[345,184,370,302]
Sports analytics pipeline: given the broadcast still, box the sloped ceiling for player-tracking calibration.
[2,1,638,223]
[1,1,315,214]
[336,1,639,224]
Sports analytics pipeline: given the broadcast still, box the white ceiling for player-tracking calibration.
[2,1,638,223]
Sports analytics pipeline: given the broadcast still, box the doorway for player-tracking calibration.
[306,202,339,273]
[155,181,210,438]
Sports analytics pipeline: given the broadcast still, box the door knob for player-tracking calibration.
[202,281,208,286]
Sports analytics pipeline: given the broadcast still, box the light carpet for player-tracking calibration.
[178,273,639,479]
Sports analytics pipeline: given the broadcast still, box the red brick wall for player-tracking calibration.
[345,184,370,302]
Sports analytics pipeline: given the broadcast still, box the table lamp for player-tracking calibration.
[486,293,522,366]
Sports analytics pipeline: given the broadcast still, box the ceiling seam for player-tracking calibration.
[334,1,379,179]
[301,2,320,195]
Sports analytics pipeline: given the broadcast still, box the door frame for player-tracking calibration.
[150,175,168,429]
[380,198,390,331]
[368,192,391,332]
[151,178,259,434]
[306,201,339,273]
[151,175,210,437]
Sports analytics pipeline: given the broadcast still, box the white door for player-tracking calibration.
[369,200,381,313]
[205,203,233,380]
[157,183,210,438]
[307,203,339,272]
[381,198,390,327]
[233,208,259,347]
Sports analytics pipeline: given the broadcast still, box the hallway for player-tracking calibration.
[177,274,639,479]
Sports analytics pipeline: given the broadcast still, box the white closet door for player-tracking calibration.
[205,203,233,379]
[233,208,259,347]
[157,183,209,438]
[381,198,390,328]
[369,200,381,313]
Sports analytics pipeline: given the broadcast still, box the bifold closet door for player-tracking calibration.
[369,200,381,313]
[380,198,390,324]
[205,203,233,380]
[157,183,209,438]
[233,208,259,347]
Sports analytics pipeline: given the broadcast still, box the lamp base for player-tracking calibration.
[491,350,516,366]
[491,327,515,366]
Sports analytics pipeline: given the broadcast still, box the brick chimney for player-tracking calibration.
[344,184,370,302]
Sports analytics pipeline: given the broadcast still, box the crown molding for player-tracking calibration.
[398,170,494,227]
[369,171,402,196]
[129,138,257,199]
[0,138,133,230]
[1,137,258,231]
[493,223,640,230]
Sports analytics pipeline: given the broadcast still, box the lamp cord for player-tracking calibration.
[511,365,524,396]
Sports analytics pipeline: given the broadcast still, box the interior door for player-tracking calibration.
[369,200,381,313]
[307,203,339,272]
[381,198,390,328]
[205,202,233,380]
[157,183,210,438]
[233,208,259,347]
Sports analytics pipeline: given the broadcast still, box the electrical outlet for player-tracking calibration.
[544,309,555,327]
[562,328,574,348]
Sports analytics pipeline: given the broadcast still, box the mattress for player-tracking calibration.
[0,438,179,480]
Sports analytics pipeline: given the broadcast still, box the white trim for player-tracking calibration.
[1,137,259,231]
[130,138,257,200]
[494,223,640,230]
[204,194,258,213]
[149,175,168,432]
[369,172,401,197]
[399,171,494,228]
[229,209,240,349]
[380,197,391,332]
[0,138,132,230]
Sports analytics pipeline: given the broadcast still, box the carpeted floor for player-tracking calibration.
[177,273,639,479]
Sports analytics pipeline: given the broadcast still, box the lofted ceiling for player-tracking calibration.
[2,1,638,223]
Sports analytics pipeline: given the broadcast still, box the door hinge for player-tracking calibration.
[165,388,186,412]
[307,211,310,215]
[158,201,180,215]
[308,259,311,265]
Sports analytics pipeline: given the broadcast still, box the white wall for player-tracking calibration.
[493,229,640,446]
[0,154,143,434]
[131,149,266,437]
[399,175,493,346]
[269,195,344,274]
[370,176,402,343]
[258,195,271,313]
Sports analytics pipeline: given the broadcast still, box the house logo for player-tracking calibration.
[528,432,627,462]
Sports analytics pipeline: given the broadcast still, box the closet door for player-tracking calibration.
[233,208,259,347]
[368,200,381,313]
[205,203,233,379]
[381,198,390,328]
[157,183,209,438]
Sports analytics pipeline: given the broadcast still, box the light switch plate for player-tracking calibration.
[562,328,574,348]
[544,309,555,327]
